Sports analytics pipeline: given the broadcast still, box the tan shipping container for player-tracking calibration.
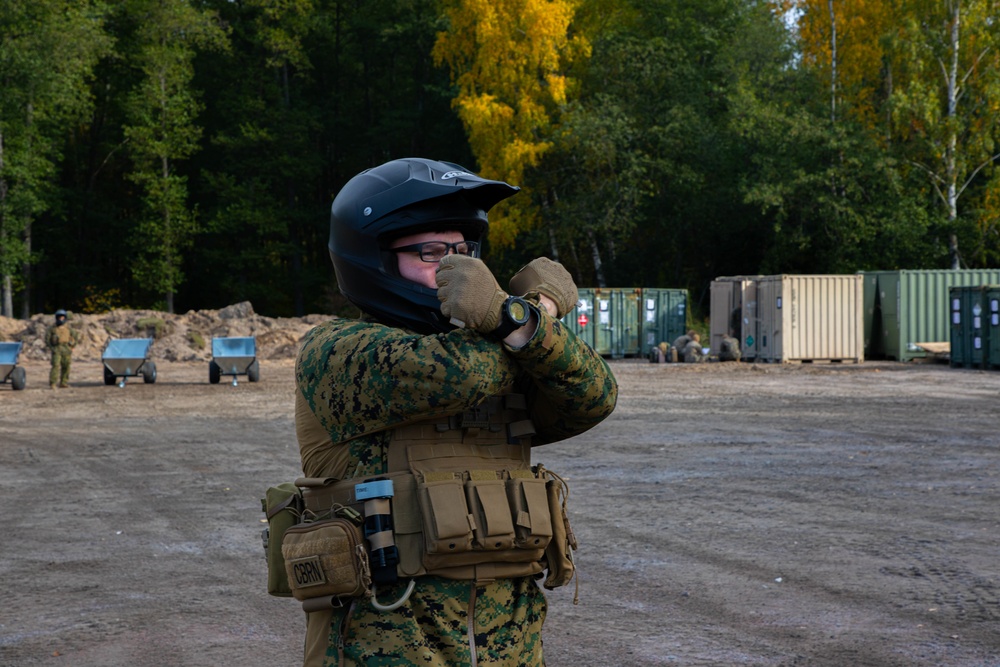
[756,274,864,363]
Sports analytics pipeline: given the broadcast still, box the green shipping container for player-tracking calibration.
[563,287,685,358]
[949,286,989,369]
[638,288,688,358]
[863,270,1000,361]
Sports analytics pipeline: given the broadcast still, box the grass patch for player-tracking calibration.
[188,330,206,350]
[136,317,165,338]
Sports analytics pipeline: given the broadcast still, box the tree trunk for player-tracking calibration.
[0,130,9,318]
[588,229,605,288]
[546,188,560,261]
[20,225,31,319]
[946,1,961,269]
[548,225,559,261]
[829,0,837,125]
[19,102,34,319]
[883,60,893,145]
[282,63,304,316]
[569,242,582,287]
[163,152,175,313]
[2,275,12,318]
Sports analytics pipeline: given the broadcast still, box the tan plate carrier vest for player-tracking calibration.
[52,325,73,346]
[296,392,560,584]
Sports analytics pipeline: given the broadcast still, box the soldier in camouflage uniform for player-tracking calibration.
[671,329,698,355]
[46,309,80,388]
[681,339,706,363]
[295,158,618,667]
[718,335,741,362]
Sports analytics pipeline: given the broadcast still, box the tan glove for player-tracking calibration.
[436,255,508,333]
[509,257,578,318]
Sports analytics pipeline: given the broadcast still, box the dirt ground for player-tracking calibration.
[2,355,999,667]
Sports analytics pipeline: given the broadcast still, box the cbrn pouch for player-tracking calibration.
[282,518,371,602]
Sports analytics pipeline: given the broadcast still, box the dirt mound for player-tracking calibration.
[0,301,332,362]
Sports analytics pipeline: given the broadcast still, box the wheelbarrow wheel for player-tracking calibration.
[11,366,26,391]
[142,361,157,384]
[103,366,117,386]
[209,360,221,384]
[247,360,260,383]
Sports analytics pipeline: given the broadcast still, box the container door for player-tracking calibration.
[739,280,760,360]
[641,289,662,357]
[756,277,781,361]
[710,281,734,353]
[862,272,882,358]
[664,290,688,353]
[640,288,687,357]
[987,288,1000,369]
[592,289,614,356]
[615,289,641,358]
[880,273,902,360]
[950,286,986,369]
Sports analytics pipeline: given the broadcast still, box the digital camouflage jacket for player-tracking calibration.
[294,307,617,667]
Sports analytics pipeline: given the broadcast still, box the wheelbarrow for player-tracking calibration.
[0,342,27,391]
[102,338,156,387]
[209,336,259,386]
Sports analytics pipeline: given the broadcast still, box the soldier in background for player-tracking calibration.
[681,338,707,363]
[672,329,698,353]
[46,309,80,389]
[719,335,742,362]
[672,329,700,362]
[294,158,618,666]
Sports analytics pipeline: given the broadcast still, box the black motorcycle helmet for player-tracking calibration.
[329,158,519,333]
[55,309,67,324]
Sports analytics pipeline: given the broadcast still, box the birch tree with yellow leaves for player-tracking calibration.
[784,0,894,128]
[787,0,1000,267]
[433,0,590,247]
[889,0,1000,267]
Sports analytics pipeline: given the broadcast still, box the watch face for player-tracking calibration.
[508,299,528,323]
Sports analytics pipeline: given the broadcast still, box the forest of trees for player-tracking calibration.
[2,0,999,319]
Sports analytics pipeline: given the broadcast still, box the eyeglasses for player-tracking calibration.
[390,240,480,263]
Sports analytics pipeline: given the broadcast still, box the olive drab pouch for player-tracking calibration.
[281,518,371,602]
[261,482,304,597]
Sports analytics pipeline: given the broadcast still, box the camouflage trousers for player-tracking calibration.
[304,576,547,667]
[49,346,73,386]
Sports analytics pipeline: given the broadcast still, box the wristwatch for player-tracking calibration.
[492,295,531,339]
